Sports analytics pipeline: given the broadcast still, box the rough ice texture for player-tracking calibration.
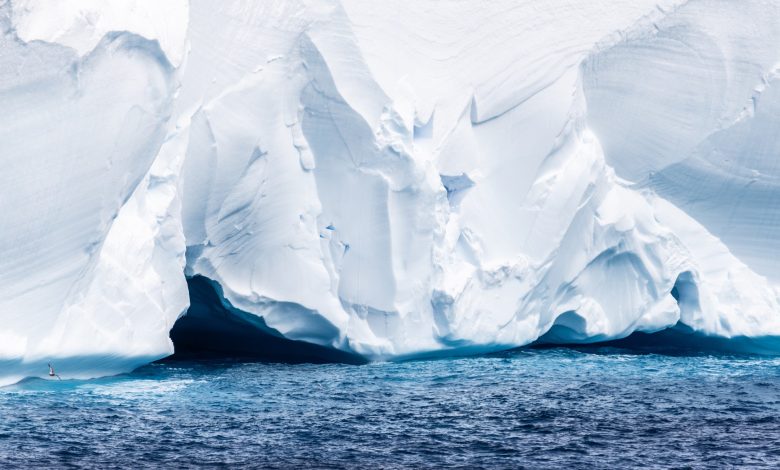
[2,0,780,385]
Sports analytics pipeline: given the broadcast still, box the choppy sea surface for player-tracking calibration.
[2,347,780,469]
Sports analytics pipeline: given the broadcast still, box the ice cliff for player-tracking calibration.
[2,0,780,384]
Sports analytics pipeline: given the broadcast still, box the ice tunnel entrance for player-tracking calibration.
[671,271,700,318]
[535,311,590,344]
[168,276,365,364]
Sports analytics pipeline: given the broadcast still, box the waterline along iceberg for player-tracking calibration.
[2,0,780,384]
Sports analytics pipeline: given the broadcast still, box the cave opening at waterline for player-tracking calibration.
[167,276,365,364]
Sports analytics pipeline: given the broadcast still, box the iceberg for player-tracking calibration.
[2,0,780,385]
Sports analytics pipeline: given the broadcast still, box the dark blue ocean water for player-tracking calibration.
[2,347,780,469]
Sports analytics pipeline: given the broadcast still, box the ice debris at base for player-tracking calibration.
[2,0,780,384]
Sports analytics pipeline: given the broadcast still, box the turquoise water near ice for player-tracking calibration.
[2,347,780,468]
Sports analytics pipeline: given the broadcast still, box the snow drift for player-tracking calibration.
[2,0,780,385]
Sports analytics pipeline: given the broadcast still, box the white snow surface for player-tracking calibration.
[3,0,780,384]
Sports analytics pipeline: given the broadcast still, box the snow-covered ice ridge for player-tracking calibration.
[3,0,780,384]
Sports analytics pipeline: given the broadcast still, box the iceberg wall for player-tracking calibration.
[2,0,780,384]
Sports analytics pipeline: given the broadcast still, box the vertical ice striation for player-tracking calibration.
[2,0,780,384]
[0,0,184,383]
